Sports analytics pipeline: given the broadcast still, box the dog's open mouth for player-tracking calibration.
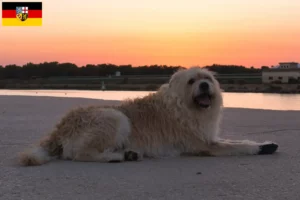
[194,93,212,108]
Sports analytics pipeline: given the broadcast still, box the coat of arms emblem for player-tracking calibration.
[16,7,28,21]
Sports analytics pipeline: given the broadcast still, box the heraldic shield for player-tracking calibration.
[16,7,28,21]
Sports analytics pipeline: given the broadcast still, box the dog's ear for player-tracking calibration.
[158,83,169,92]
[169,75,175,85]
[210,70,218,77]
[174,67,186,73]
[200,67,218,77]
[169,67,186,85]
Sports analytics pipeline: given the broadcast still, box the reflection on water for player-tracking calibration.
[223,92,300,111]
[1,89,300,111]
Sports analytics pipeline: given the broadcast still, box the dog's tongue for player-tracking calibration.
[197,96,210,105]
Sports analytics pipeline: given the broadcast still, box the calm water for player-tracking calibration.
[1,89,300,111]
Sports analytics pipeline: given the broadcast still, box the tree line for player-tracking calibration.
[0,62,265,79]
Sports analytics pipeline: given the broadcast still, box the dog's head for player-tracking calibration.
[167,67,223,110]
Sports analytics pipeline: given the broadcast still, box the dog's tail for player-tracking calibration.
[19,131,62,166]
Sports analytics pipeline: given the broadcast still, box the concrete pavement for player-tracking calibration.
[1,96,300,200]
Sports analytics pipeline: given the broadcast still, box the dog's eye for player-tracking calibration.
[188,78,195,85]
[205,76,212,81]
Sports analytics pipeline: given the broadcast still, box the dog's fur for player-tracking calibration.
[19,67,278,166]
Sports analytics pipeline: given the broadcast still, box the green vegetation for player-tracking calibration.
[203,64,261,74]
[0,62,182,79]
[0,62,265,80]
[1,62,298,93]
[0,62,264,90]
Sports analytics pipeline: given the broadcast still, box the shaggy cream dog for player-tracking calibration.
[19,67,278,166]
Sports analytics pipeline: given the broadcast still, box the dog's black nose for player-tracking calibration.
[199,82,209,91]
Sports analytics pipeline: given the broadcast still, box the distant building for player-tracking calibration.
[278,62,298,69]
[262,62,300,83]
[115,71,121,76]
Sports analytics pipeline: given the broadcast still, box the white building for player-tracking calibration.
[115,71,121,76]
[262,62,300,83]
[278,62,298,69]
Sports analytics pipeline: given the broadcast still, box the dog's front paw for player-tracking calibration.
[124,151,139,161]
[258,143,278,155]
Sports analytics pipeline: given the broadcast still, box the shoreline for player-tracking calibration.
[0,83,299,94]
[1,94,300,111]
[2,88,300,97]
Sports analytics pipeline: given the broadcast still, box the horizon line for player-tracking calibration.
[0,61,289,68]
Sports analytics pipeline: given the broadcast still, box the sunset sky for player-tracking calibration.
[1,0,300,68]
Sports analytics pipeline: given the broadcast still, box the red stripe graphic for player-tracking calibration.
[2,10,42,18]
